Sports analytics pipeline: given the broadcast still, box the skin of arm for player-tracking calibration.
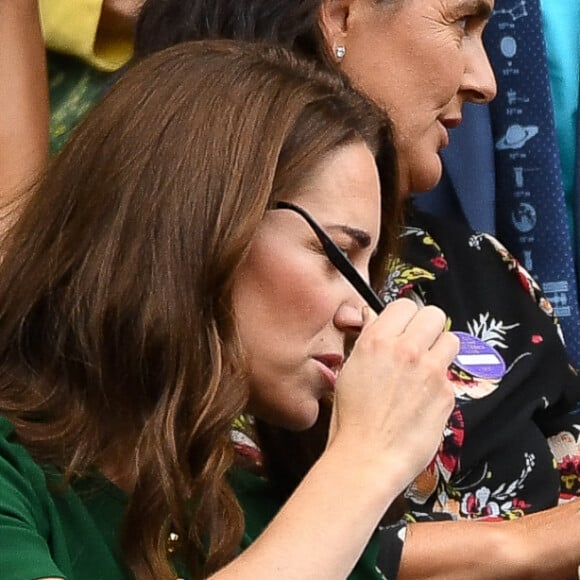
[398,499,580,580]
[212,439,410,580]
[0,0,48,206]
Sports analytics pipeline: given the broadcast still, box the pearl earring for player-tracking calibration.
[335,45,346,60]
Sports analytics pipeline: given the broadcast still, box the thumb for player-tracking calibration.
[327,305,374,446]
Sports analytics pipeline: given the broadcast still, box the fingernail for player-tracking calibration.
[361,305,370,323]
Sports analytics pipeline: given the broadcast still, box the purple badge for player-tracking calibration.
[451,331,506,380]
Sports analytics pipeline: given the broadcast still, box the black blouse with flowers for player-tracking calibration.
[375,209,580,579]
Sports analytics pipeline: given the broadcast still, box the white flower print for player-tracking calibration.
[467,312,519,350]
[468,233,486,250]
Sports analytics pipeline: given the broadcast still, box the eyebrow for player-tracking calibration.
[325,224,372,250]
[460,0,493,20]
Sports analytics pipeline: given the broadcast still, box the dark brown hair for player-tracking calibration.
[135,0,326,61]
[135,0,399,64]
[0,40,397,578]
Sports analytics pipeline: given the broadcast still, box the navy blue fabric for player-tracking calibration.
[416,0,580,368]
[414,103,496,234]
[486,0,580,366]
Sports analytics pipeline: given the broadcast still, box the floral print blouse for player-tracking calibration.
[230,209,580,580]
[375,210,580,579]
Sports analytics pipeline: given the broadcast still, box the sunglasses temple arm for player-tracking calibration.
[319,237,385,314]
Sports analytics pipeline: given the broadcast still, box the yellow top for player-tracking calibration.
[39,0,133,72]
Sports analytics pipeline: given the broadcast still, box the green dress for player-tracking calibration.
[0,416,383,579]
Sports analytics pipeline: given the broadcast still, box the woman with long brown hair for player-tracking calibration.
[0,14,457,579]
[131,1,580,579]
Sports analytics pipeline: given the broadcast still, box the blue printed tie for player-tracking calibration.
[485,0,580,367]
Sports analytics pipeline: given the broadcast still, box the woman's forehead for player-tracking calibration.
[379,0,494,16]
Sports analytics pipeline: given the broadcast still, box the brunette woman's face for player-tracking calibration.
[232,142,381,431]
[323,0,496,194]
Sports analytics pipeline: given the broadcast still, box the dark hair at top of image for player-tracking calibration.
[135,0,399,61]
[0,40,397,580]
[135,0,325,61]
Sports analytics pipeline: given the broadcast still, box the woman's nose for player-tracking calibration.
[333,300,366,337]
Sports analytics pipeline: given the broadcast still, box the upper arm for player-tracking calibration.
[0,1,49,212]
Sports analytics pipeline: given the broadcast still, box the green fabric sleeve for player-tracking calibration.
[0,420,67,579]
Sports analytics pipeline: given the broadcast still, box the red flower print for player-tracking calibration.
[515,271,532,293]
[397,283,413,297]
[430,256,448,270]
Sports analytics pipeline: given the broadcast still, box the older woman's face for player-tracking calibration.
[327,0,496,194]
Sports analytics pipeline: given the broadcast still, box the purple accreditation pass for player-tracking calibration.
[451,331,506,380]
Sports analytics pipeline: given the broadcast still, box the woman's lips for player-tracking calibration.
[440,115,463,130]
[437,120,450,149]
[438,116,462,149]
[313,354,344,391]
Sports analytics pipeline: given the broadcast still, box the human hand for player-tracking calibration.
[328,298,458,493]
[99,0,146,36]
[103,0,144,19]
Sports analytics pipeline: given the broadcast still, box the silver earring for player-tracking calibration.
[335,45,346,60]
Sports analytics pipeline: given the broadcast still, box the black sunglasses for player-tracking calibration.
[275,201,385,314]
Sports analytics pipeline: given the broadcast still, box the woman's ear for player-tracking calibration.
[318,0,352,54]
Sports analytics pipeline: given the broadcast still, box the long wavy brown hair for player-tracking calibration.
[0,40,398,579]
[135,0,409,520]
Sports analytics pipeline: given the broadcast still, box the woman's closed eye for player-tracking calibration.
[311,238,350,262]
[311,237,371,278]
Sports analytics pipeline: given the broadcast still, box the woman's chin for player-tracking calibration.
[279,402,321,432]
[400,155,444,197]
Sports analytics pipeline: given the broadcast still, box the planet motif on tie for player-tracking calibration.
[500,36,517,59]
[511,202,537,234]
[496,124,539,150]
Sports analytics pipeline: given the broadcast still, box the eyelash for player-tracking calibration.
[317,243,349,256]
[312,241,350,264]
